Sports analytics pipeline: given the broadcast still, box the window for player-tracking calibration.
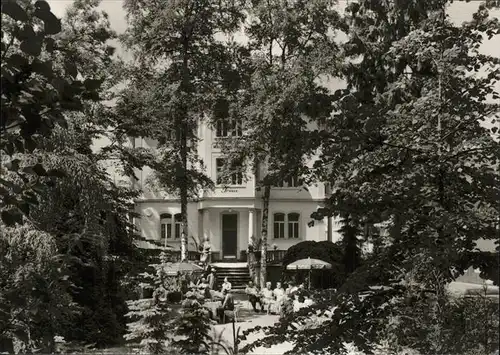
[273,213,285,239]
[174,213,182,239]
[288,213,300,239]
[273,212,300,239]
[160,213,172,239]
[216,158,243,185]
[216,118,242,137]
[276,175,300,188]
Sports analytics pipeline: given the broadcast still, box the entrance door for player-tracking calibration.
[222,214,238,259]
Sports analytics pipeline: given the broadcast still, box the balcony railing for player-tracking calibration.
[240,249,286,264]
[159,249,286,264]
[267,249,286,264]
[160,250,225,263]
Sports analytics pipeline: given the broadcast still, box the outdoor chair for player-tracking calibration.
[222,301,245,323]
[222,307,239,323]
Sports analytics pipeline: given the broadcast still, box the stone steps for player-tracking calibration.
[213,265,251,290]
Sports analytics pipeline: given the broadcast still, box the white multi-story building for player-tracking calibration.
[130,122,342,261]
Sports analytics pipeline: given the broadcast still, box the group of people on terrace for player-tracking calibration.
[245,280,315,314]
[176,262,317,323]
[182,266,236,323]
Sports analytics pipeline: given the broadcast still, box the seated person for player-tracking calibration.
[304,294,314,307]
[273,282,286,312]
[292,293,305,313]
[197,277,208,290]
[273,282,285,301]
[216,289,234,324]
[260,282,275,312]
[244,280,262,312]
[196,277,210,299]
[286,281,298,296]
[221,277,232,292]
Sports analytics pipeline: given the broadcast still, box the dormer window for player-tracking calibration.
[276,175,300,188]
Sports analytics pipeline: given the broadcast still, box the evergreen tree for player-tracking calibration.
[338,214,363,274]
[2,0,145,348]
[124,253,174,355]
[172,290,213,355]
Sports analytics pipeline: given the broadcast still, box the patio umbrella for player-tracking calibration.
[286,257,332,289]
[162,261,204,276]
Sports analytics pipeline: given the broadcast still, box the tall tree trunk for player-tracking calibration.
[179,124,188,261]
[259,184,271,289]
[248,163,258,283]
[180,179,188,261]
[179,36,189,262]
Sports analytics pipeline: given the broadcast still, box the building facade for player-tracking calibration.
[130,121,342,261]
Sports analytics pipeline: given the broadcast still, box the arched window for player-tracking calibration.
[273,213,285,239]
[288,213,300,239]
[160,213,172,239]
[174,213,182,239]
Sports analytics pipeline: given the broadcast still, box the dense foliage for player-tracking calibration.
[171,291,213,355]
[1,0,106,226]
[1,0,145,351]
[242,0,500,353]
[0,225,73,353]
[386,282,499,354]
